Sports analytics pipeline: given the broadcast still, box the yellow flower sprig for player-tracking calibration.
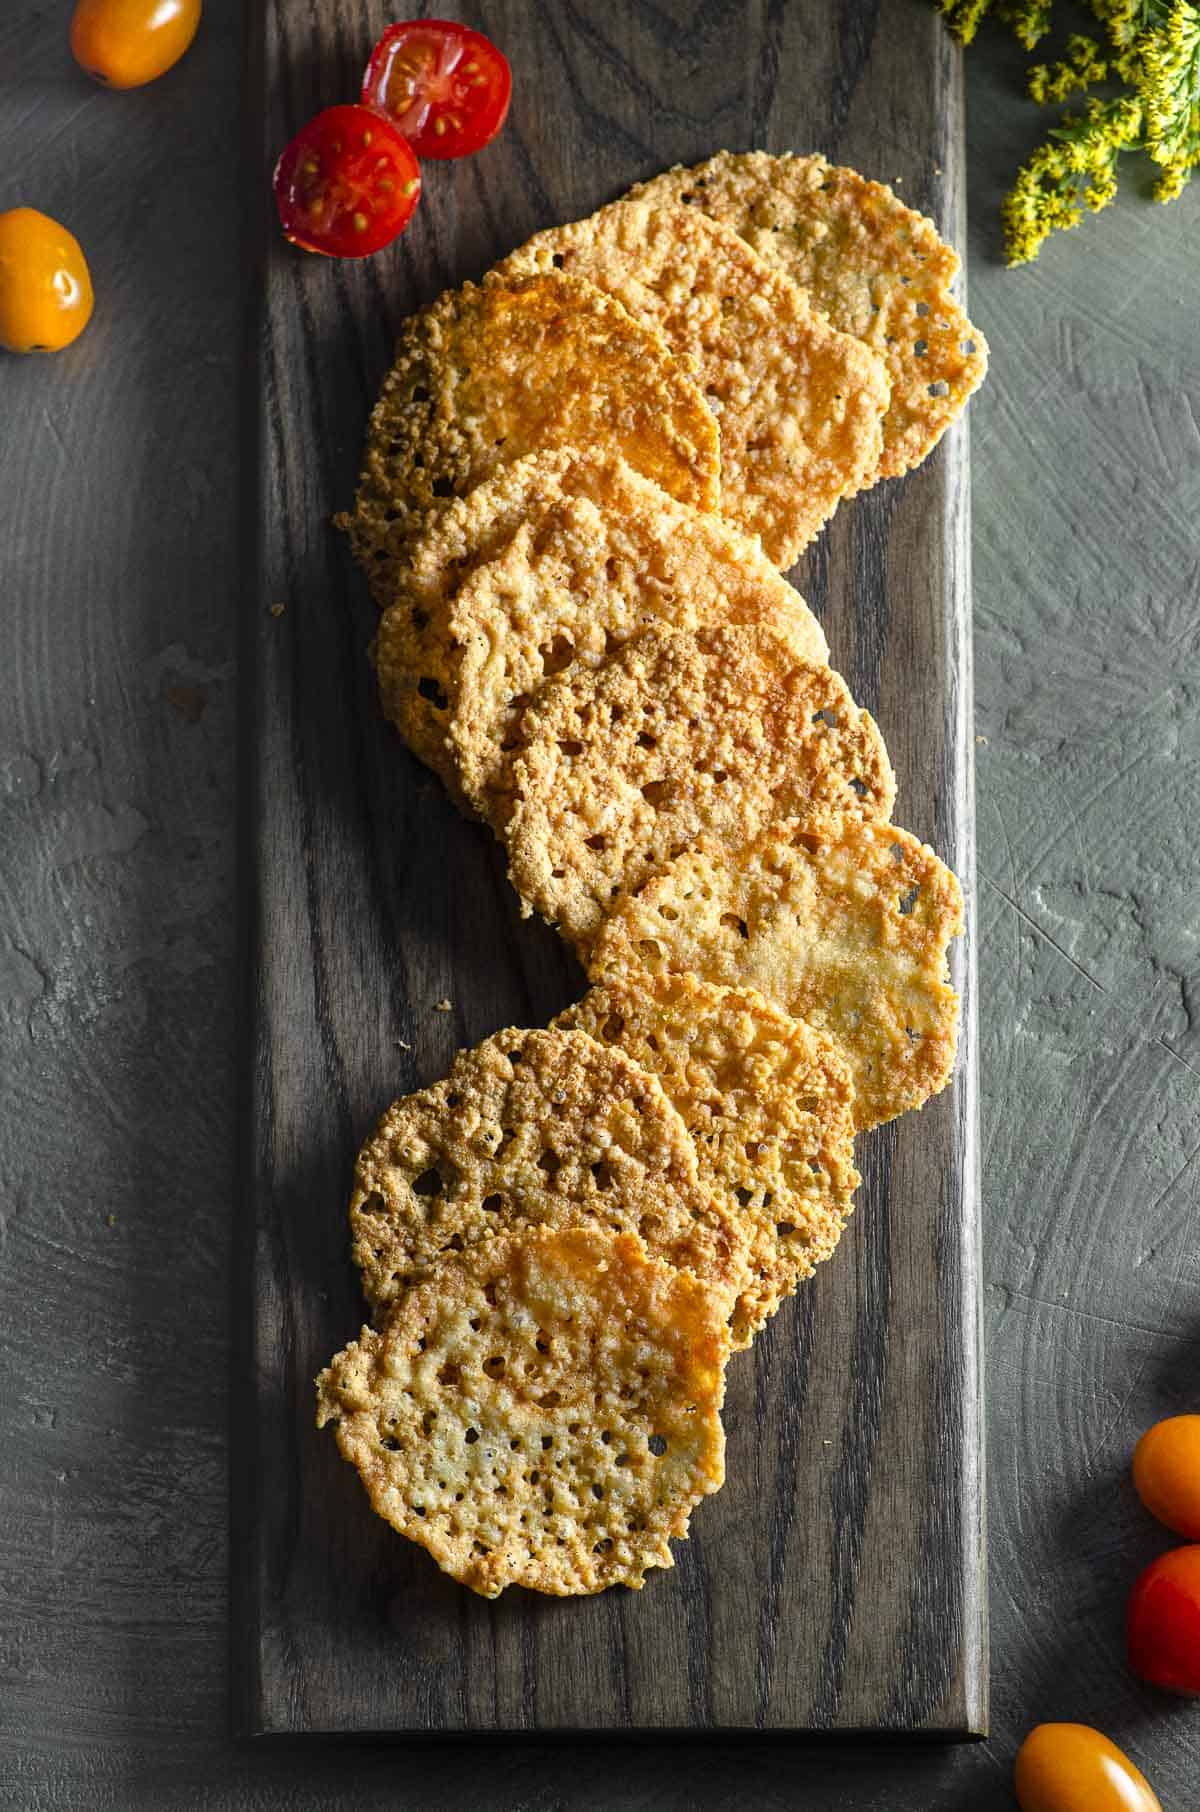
[936,0,1200,261]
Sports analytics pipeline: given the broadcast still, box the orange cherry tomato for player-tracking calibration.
[1128,1544,1200,1694]
[1134,1414,1200,1538]
[0,208,94,354]
[1014,1723,1161,1812]
[70,0,201,89]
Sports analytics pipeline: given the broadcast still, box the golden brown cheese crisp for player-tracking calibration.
[630,151,988,481]
[496,198,889,569]
[589,818,964,1131]
[316,1228,729,1597]
[350,1025,749,1316]
[554,975,859,1346]
[343,270,721,607]
[504,623,896,950]
[372,450,829,808]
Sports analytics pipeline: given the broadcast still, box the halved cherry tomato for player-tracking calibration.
[1134,1414,1200,1538]
[362,19,511,160]
[70,0,201,89]
[273,105,421,259]
[1014,1723,1161,1812]
[1128,1544,1200,1694]
[0,208,94,354]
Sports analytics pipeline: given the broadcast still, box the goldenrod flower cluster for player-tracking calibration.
[936,0,1200,261]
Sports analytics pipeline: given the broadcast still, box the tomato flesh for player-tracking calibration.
[362,19,511,159]
[0,208,94,354]
[273,105,420,259]
[1014,1723,1161,1811]
[70,0,201,90]
[1128,1544,1200,1694]
[1133,1415,1200,1539]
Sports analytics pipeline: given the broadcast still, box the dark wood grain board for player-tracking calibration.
[236,0,985,1738]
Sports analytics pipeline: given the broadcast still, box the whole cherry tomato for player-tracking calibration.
[70,0,201,89]
[1014,1723,1162,1812]
[1128,1544,1200,1693]
[0,208,94,354]
[362,19,511,160]
[273,105,421,259]
[1134,1414,1200,1538]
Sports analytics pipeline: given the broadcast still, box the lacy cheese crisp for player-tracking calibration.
[317,1228,729,1597]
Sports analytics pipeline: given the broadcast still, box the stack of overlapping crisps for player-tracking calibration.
[316,152,988,1600]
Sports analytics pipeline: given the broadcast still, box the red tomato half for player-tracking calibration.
[273,104,420,258]
[362,19,511,159]
[1127,1545,1200,1695]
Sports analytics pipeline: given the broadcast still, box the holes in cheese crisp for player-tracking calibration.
[412,1167,445,1198]
[898,884,920,915]
[585,834,608,852]
[641,780,672,807]
[540,634,574,676]
[593,1537,613,1555]
[535,1333,550,1354]
[438,1362,460,1387]
[469,1316,482,1331]
[636,732,657,750]
[409,384,430,403]
[928,380,949,397]
[592,1483,604,1500]
[962,338,977,355]
[464,1426,479,1444]
[421,1409,437,1436]
[557,740,584,757]
[591,1160,613,1192]
[538,1149,562,1180]
[657,905,678,922]
[541,1435,553,1451]
[734,1186,754,1208]
[637,938,663,962]
[648,1435,667,1456]
[776,1221,796,1239]
[551,251,565,268]
[849,776,869,797]
[914,338,928,356]
[483,1355,506,1379]
[600,1013,624,1042]
[483,1281,499,1306]
[431,477,456,499]
[381,1435,401,1451]
[720,913,749,940]
[417,676,449,711]
[540,1391,563,1410]
[482,1194,503,1213]
[812,707,839,728]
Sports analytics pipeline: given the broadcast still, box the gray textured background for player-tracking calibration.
[2,2,1198,1806]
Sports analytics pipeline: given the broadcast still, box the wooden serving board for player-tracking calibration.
[236,0,985,1738]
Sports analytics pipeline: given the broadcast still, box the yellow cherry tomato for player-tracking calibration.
[1134,1414,1200,1537]
[1014,1723,1161,1812]
[70,0,201,90]
[0,209,94,354]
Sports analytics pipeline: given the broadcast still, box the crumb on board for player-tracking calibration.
[433,998,453,1012]
[269,601,287,618]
